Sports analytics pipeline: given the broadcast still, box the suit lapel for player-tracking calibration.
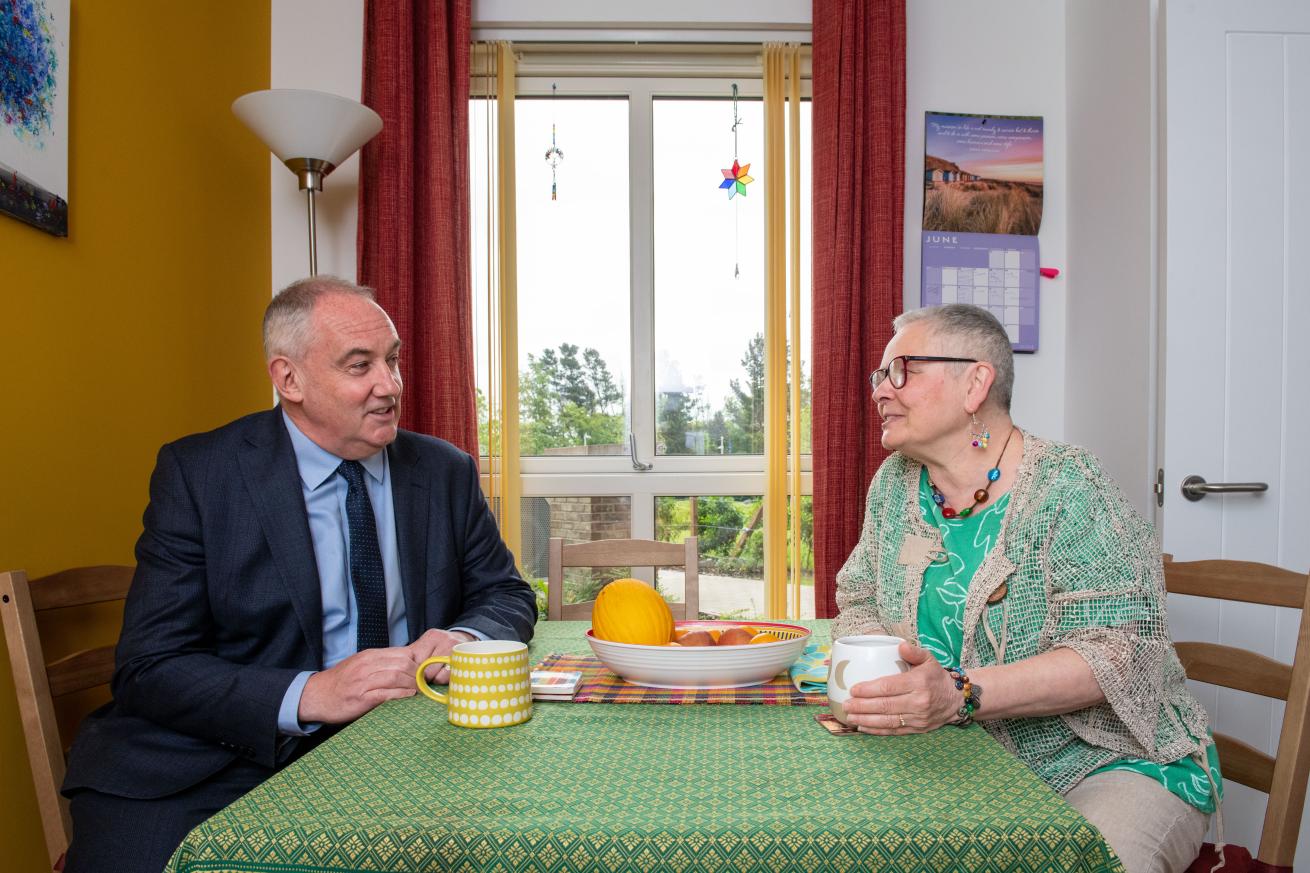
[389,433,430,642]
[239,409,325,666]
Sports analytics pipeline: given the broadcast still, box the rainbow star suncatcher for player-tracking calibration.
[719,160,753,199]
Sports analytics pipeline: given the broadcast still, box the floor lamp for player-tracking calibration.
[232,89,383,277]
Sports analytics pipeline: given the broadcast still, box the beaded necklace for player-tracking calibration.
[928,426,1016,519]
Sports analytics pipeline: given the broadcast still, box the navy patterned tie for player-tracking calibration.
[337,460,390,651]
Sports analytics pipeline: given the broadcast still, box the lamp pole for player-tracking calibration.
[286,157,331,277]
[306,187,318,276]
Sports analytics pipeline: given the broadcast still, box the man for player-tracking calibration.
[61,277,536,873]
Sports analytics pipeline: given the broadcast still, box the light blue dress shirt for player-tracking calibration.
[277,412,407,735]
[276,413,487,735]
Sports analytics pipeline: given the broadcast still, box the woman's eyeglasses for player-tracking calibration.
[870,355,978,391]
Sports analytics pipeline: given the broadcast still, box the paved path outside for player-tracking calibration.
[659,569,816,620]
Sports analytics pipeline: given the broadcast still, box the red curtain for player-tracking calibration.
[358,0,478,457]
[811,0,906,617]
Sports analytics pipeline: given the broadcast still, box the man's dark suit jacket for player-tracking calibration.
[63,408,536,800]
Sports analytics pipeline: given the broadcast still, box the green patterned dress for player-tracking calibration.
[916,468,1221,813]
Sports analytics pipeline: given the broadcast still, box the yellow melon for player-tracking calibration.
[591,578,674,646]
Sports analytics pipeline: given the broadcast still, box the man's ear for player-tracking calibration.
[963,361,997,415]
[268,356,303,403]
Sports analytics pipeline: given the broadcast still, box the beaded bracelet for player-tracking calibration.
[946,666,981,727]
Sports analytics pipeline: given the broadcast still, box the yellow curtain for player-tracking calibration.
[477,42,522,561]
[787,47,802,620]
[762,44,804,618]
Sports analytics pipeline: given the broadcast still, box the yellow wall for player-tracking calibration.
[0,2,271,868]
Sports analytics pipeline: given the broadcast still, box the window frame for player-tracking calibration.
[476,69,814,569]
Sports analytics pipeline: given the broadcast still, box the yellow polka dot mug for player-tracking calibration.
[416,640,533,728]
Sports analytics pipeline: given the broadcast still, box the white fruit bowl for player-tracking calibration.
[586,620,811,689]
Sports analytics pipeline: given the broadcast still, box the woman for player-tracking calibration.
[833,304,1220,873]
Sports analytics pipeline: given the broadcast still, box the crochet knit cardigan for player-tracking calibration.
[834,432,1212,794]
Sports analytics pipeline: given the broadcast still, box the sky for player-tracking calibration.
[924,113,1043,184]
[470,96,811,420]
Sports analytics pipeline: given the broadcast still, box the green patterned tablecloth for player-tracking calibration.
[168,621,1123,873]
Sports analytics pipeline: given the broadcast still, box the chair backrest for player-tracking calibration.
[1164,556,1310,868]
[0,566,134,867]
[547,537,698,622]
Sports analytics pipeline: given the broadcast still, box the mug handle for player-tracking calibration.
[832,659,848,691]
[416,656,451,703]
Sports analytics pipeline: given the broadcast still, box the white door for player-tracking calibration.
[1164,0,1310,859]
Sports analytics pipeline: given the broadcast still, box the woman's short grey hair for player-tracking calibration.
[892,304,1014,411]
[262,276,377,361]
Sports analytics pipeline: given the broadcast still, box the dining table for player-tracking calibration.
[167,620,1124,873]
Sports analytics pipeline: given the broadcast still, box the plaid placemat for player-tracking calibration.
[534,653,827,705]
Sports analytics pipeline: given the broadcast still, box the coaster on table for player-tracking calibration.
[814,712,859,735]
[531,669,584,701]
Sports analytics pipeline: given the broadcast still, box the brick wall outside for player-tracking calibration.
[519,444,631,580]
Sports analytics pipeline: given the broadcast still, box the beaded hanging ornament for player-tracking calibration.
[969,413,990,449]
[929,426,1015,519]
[717,83,753,279]
[544,83,564,200]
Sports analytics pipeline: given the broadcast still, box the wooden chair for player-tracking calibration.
[1164,556,1310,872]
[0,566,134,870]
[547,537,698,622]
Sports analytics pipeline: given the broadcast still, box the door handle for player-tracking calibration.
[1180,474,1268,502]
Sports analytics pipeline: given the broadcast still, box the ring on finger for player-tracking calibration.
[898,714,906,728]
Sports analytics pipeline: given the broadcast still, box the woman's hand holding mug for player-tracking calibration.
[829,637,964,734]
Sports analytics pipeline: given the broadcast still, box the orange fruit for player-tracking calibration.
[717,627,755,646]
[749,632,781,644]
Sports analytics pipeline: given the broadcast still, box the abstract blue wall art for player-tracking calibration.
[0,0,70,236]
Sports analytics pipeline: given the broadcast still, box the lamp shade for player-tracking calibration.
[232,89,382,172]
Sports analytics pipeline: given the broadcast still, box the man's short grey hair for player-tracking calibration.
[263,275,377,361]
[892,304,1014,411]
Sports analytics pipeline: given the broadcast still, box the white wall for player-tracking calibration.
[1064,0,1157,515]
[904,0,1069,443]
[269,3,1151,479]
[269,0,364,292]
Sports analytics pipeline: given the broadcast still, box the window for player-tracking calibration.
[512,97,631,458]
[655,495,813,619]
[653,99,812,457]
[472,60,812,619]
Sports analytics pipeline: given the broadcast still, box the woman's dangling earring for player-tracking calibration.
[969,413,990,449]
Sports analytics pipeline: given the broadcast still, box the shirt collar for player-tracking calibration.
[281,410,386,490]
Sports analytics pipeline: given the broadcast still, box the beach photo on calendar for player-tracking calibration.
[922,112,1043,236]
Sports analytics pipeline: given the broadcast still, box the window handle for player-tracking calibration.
[629,433,653,472]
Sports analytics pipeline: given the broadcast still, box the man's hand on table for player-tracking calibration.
[409,628,476,685]
[298,646,422,724]
[297,630,476,724]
